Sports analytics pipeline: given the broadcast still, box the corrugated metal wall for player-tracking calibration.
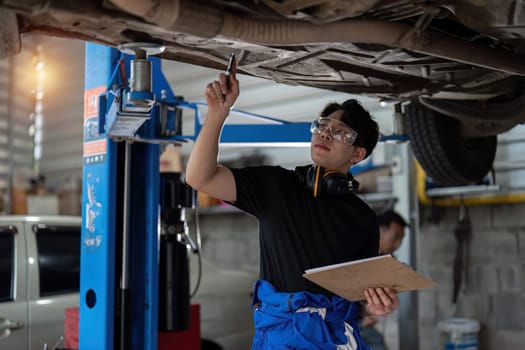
[37,36,85,189]
[0,56,10,192]
[0,36,37,211]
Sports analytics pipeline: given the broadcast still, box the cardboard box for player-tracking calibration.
[11,187,27,214]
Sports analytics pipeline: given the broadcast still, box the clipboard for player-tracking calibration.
[303,254,436,301]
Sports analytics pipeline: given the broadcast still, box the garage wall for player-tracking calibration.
[417,202,525,349]
[0,55,10,199]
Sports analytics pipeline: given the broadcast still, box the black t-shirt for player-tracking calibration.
[229,165,379,296]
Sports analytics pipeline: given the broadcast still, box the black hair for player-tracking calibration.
[320,99,379,159]
[377,210,408,228]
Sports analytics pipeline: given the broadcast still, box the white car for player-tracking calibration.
[0,215,80,350]
[0,215,255,350]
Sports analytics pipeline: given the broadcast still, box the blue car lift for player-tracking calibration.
[79,42,315,350]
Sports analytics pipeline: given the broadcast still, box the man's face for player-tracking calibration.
[310,110,362,173]
[379,222,405,254]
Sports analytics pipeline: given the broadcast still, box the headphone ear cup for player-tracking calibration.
[296,165,357,197]
[323,172,349,195]
[298,165,324,197]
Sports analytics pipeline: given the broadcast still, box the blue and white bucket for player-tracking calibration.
[438,318,480,350]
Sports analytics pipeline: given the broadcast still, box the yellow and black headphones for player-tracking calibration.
[295,165,359,198]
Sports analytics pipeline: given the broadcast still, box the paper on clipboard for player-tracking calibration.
[303,254,436,301]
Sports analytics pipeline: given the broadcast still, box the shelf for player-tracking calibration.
[425,184,500,198]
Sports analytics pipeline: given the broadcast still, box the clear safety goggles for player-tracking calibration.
[310,117,358,145]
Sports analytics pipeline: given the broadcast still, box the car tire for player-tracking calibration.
[405,100,497,186]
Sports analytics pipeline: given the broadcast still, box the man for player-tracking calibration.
[186,57,399,350]
[377,210,407,255]
[360,210,408,349]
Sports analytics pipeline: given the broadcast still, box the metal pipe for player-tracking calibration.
[121,141,131,289]
[129,59,151,93]
[120,141,131,350]
[6,55,15,214]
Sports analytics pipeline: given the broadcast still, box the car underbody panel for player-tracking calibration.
[1,0,525,100]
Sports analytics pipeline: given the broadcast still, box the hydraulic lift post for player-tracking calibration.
[80,43,160,350]
[79,42,395,350]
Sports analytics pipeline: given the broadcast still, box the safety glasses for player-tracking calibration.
[310,117,358,145]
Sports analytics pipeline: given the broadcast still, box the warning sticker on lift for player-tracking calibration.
[83,140,107,165]
[83,86,107,164]
[84,86,106,120]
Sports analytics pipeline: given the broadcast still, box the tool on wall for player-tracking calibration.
[452,196,471,304]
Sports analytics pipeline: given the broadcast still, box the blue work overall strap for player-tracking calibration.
[250,279,371,350]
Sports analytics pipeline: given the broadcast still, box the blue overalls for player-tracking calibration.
[251,280,371,350]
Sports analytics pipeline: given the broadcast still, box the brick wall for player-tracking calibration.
[195,208,260,273]
[418,203,525,349]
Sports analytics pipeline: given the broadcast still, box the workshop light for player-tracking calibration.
[31,44,45,174]
[34,130,42,144]
[34,144,42,161]
[35,61,44,72]
[379,99,396,108]
[35,101,43,114]
[35,114,43,128]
